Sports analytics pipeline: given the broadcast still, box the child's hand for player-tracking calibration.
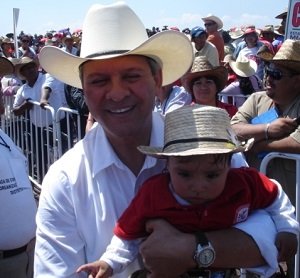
[275,232,298,262]
[76,260,113,278]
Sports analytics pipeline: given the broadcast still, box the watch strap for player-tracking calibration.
[195,231,209,247]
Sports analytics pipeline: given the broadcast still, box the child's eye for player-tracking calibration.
[207,173,219,179]
[178,172,190,178]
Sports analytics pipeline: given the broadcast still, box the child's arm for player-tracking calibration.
[264,180,299,260]
[77,235,142,276]
[100,235,143,274]
[265,180,299,234]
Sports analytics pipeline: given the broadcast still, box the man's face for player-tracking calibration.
[19,62,39,81]
[192,33,207,51]
[204,21,217,33]
[264,63,300,106]
[82,55,162,140]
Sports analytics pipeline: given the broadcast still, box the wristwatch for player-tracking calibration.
[193,231,216,268]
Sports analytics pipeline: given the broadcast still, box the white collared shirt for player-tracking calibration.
[35,112,166,278]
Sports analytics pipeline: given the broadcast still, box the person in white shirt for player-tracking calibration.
[34,2,298,278]
[0,123,37,278]
[190,26,219,67]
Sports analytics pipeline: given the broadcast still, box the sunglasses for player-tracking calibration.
[264,67,295,81]
[22,40,30,43]
[204,22,216,27]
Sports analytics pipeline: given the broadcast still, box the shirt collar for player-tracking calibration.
[91,112,165,177]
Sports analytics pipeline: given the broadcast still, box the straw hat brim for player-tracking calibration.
[138,142,249,159]
[39,30,194,89]
[184,67,228,93]
[14,57,39,80]
[262,59,300,74]
[0,57,14,76]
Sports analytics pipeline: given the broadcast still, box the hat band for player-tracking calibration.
[85,50,129,58]
[163,137,234,150]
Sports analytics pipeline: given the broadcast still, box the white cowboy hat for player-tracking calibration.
[229,55,257,77]
[138,105,253,158]
[39,2,194,89]
[202,14,223,30]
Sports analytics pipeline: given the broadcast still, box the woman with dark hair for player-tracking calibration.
[183,56,238,118]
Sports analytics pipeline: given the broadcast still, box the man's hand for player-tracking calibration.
[267,118,298,139]
[275,232,298,262]
[139,219,196,278]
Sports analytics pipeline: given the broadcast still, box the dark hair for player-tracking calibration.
[190,75,220,102]
[239,76,255,96]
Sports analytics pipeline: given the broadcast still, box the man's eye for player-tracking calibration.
[125,74,141,81]
[89,78,107,85]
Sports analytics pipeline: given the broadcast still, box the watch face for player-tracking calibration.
[199,248,215,266]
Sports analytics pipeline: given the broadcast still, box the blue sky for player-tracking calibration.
[1,0,287,36]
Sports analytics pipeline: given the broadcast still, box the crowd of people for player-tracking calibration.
[0,2,299,278]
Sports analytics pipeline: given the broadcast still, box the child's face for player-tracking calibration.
[167,154,230,205]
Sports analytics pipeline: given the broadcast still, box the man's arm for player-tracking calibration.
[40,86,52,108]
[250,135,300,154]
[232,118,298,143]
[139,217,272,278]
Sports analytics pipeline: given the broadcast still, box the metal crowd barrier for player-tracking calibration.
[260,152,300,278]
[0,95,85,190]
[218,93,250,108]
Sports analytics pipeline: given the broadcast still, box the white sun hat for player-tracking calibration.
[229,55,257,77]
[202,14,223,30]
[39,2,194,89]
[138,105,253,158]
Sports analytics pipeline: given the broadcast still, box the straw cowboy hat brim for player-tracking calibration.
[138,105,253,159]
[183,56,228,93]
[0,57,14,76]
[14,57,39,80]
[39,2,194,89]
[262,39,300,74]
[202,15,223,30]
[229,57,257,77]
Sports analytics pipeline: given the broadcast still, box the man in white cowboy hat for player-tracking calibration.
[202,14,225,62]
[61,34,79,56]
[34,2,294,278]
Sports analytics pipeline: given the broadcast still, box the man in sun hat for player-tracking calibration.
[202,14,225,62]
[190,26,220,66]
[77,105,298,278]
[232,39,300,205]
[34,2,294,278]
[232,38,300,278]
